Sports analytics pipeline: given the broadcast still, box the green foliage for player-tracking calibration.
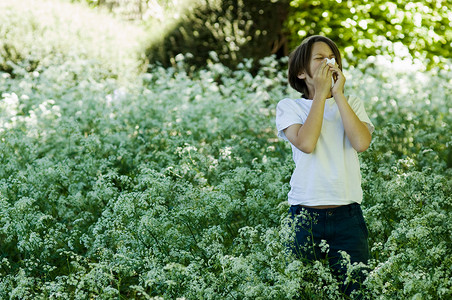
[72,0,452,70]
[144,0,289,70]
[1,48,451,298]
[73,0,290,69]
[286,0,452,67]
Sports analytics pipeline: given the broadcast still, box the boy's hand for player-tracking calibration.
[313,59,333,100]
[327,61,345,97]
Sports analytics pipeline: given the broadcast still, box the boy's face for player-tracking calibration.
[297,41,336,98]
[300,41,336,79]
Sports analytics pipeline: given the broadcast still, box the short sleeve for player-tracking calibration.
[275,98,305,141]
[348,95,375,134]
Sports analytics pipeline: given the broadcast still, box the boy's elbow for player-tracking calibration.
[296,142,316,154]
[355,144,369,153]
[355,139,371,152]
[354,131,372,152]
[301,146,315,154]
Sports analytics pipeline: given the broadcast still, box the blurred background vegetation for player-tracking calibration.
[1,0,451,78]
[1,0,451,76]
[0,0,146,81]
[74,0,451,70]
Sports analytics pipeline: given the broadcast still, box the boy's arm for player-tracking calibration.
[329,63,372,152]
[334,93,372,152]
[283,96,327,154]
[284,60,332,154]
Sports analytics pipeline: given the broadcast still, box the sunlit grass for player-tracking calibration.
[0,0,147,81]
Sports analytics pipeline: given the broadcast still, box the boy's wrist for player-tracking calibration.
[313,94,328,102]
[313,90,330,101]
[333,91,346,101]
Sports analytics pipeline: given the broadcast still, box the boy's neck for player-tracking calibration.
[307,91,332,100]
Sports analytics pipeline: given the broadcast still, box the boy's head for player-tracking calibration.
[288,35,342,97]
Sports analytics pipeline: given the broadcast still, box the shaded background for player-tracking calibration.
[76,0,451,70]
[2,0,451,76]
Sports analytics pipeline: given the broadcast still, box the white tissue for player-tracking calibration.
[325,58,336,87]
[325,58,335,65]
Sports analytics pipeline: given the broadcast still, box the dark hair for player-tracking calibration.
[288,35,342,97]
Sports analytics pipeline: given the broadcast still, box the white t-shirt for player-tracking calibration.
[275,96,375,206]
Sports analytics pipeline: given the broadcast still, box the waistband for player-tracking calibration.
[290,202,361,217]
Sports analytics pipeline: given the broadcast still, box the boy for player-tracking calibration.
[276,35,374,296]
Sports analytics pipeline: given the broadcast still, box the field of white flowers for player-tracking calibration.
[1,1,451,299]
[1,51,451,298]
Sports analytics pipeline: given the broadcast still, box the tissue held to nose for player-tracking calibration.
[325,58,335,88]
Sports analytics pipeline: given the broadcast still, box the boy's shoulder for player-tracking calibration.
[277,98,299,111]
[277,97,295,104]
[277,97,308,107]
[346,94,360,104]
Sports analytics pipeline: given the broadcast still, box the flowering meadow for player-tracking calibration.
[1,0,451,298]
[0,50,451,299]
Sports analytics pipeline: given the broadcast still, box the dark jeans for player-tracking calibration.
[288,203,369,298]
